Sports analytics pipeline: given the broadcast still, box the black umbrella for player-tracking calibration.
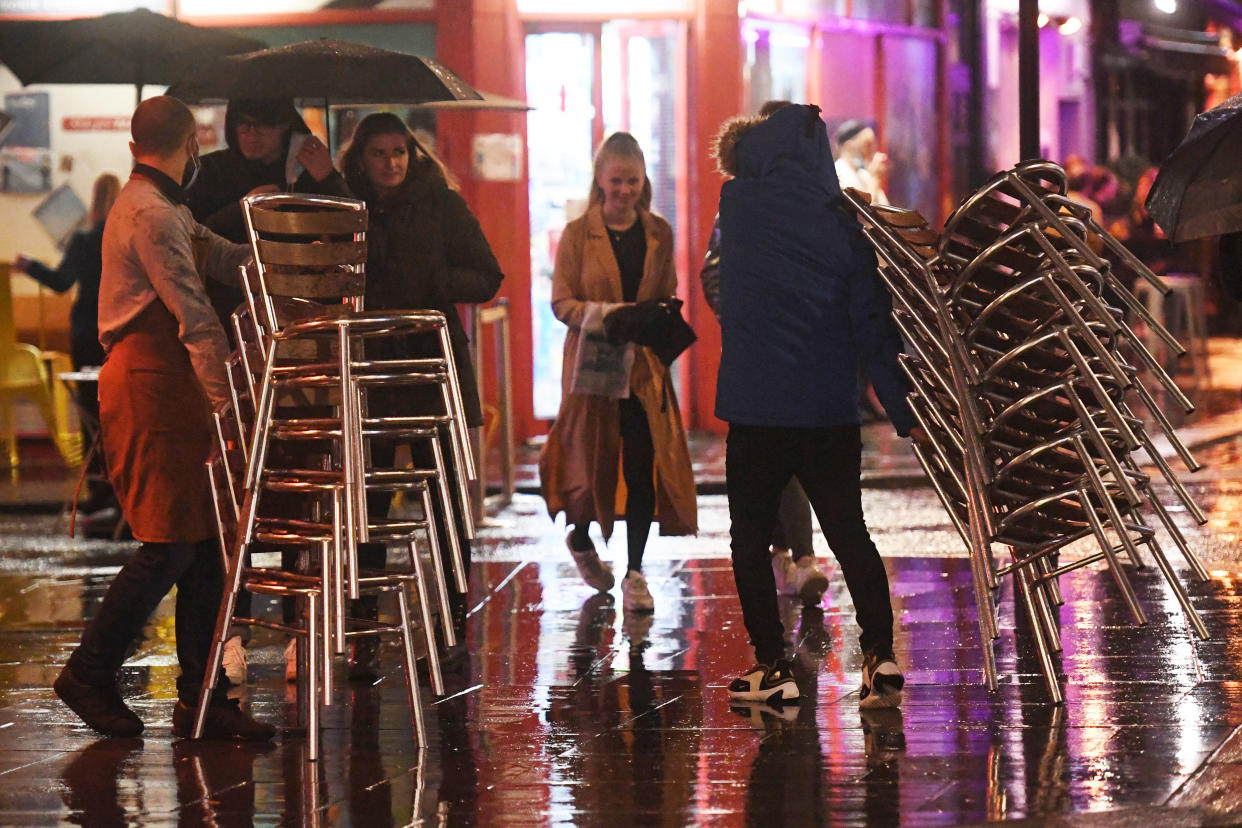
[1146,91,1242,243]
[165,39,483,107]
[0,8,264,105]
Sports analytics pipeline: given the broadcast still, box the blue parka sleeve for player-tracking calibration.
[845,220,916,436]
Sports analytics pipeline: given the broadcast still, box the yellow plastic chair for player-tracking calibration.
[0,262,77,470]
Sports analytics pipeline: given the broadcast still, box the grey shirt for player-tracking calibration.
[99,172,249,406]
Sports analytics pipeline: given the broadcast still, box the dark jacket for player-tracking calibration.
[186,103,351,327]
[364,175,504,427]
[699,215,722,317]
[24,221,106,369]
[186,103,350,244]
[714,104,914,433]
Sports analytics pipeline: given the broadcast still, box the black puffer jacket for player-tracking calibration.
[364,175,504,427]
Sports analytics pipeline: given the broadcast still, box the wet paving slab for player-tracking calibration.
[6,432,1242,825]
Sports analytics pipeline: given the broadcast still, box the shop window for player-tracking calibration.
[912,0,941,28]
[817,30,878,128]
[526,31,597,420]
[742,21,811,113]
[851,0,911,26]
[882,34,940,219]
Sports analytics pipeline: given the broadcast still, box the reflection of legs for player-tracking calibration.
[794,426,893,657]
[61,738,143,826]
[347,686,392,819]
[727,425,793,665]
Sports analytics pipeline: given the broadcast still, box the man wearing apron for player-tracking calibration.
[52,96,272,740]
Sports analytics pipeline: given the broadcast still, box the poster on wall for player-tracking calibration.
[5,92,49,149]
[32,183,86,250]
[1,91,51,192]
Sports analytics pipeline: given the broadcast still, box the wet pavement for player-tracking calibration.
[3,344,1242,825]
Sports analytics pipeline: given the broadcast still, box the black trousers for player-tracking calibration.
[618,395,655,572]
[726,423,894,665]
[67,539,227,704]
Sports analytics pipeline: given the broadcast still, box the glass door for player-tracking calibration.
[527,21,687,421]
[526,30,600,420]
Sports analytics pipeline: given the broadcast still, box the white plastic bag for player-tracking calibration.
[570,302,634,398]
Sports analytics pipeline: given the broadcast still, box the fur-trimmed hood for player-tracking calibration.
[711,104,841,198]
[712,114,764,178]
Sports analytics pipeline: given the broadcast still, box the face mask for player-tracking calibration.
[182,142,201,191]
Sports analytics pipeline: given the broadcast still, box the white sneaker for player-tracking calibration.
[771,547,798,596]
[793,557,829,605]
[859,650,905,709]
[222,635,247,686]
[284,638,297,684]
[622,570,654,613]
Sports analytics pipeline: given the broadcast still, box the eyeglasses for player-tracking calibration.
[236,118,282,135]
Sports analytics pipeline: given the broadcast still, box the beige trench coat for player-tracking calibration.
[538,205,698,540]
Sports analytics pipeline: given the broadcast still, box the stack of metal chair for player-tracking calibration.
[845,160,1211,703]
[195,193,475,757]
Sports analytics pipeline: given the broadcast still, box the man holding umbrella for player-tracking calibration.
[52,95,273,741]
[188,98,349,331]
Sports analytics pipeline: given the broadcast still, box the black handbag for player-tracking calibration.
[603,297,698,366]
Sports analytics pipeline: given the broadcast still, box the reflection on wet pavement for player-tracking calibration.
[3,469,1242,825]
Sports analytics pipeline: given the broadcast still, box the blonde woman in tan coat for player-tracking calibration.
[539,132,697,614]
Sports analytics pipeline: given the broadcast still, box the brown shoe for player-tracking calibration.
[53,665,143,737]
[172,699,275,741]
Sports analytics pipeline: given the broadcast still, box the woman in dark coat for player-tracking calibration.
[14,172,121,522]
[337,112,504,674]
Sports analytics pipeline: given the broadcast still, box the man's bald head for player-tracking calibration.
[131,96,196,157]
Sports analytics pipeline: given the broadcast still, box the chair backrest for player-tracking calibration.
[242,193,368,316]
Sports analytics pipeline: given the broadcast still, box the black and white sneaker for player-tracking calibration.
[728,658,800,704]
[859,649,904,709]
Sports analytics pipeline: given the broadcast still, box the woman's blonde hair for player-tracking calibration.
[339,111,457,199]
[89,173,121,227]
[588,132,652,211]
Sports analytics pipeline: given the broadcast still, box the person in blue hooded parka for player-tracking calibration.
[714,103,919,710]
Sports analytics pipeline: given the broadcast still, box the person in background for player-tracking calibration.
[187,98,350,322]
[834,120,889,206]
[713,104,917,709]
[539,132,697,616]
[52,96,272,741]
[13,172,121,528]
[186,98,349,685]
[1108,167,1171,289]
[700,100,830,607]
[337,111,503,678]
